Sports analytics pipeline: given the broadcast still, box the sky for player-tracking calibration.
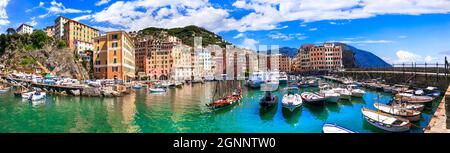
[1,0,450,64]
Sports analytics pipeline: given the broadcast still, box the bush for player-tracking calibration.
[31,30,49,49]
[57,40,67,49]
[20,56,35,65]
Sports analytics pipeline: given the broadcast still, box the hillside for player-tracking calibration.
[136,25,231,48]
[340,44,392,68]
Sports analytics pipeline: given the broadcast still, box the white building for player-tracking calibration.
[194,48,214,81]
[171,44,192,81]
[16,24,33,35]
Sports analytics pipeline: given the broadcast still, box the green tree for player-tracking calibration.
[57,40,67,49]
[31,30,49,49]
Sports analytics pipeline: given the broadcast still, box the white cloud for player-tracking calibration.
[39,2,45,7]
[39,0,91,18]
[392,50,441,64]
[73,15,92,21]
[27,17,37,26]
[241,38,259,50]
[95,0,111,6]
[268,32,307,41]
[329,39,393,44]
[398,35,408,39]
[300,23,307,27]
[308,27,318,31]
[0,0,9,26]
[233,33,245,39]
[93,26,122,32]
[329,22,337,25]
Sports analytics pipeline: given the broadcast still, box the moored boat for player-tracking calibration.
[149,87,166,93]
[29,92,46,101]
[332,88,351,100]
[320,90,340,103]
[260,91,278,109]
[282,93,302,112]
[401,95,435,104]
[361,108,411,132]
[322,123,357,133]
[0,85,11,93]
[391,102,425,111]
[301,92,325,106]
[374,103,421,121]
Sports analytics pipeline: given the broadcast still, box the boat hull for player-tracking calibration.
[364,116,410,132]
[322,123,357,133]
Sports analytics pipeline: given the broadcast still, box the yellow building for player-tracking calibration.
[54,16,99,54]
[93,31,136,81]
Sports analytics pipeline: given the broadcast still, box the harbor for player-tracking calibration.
[0,75,444,133]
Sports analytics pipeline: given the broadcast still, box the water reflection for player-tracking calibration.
[281,107,302,125]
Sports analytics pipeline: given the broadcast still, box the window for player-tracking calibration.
[112,67,118,72]
[111,34,118,40]
[114,50,117,56]
[113,58,117,64]
[95,68,101,72]
[112,42,118,48]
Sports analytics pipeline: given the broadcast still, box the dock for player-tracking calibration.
[425,86,450,133]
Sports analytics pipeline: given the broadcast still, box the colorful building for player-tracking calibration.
[54,16,99,55]
[293,43,343,72]
[16,24,33,35]
[43,26,55,37]
[93,31,135,81]
[171,44,193,81]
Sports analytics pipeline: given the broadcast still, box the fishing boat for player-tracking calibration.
[322,123,357,133]
[260,78,279,109]
[207,81,242,110]
[374,103,421,121]
[301,92,325,106]
[332,88,351,100]
[29,92,46,101]
[361,108,411,132]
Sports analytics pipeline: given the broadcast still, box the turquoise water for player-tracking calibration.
[0,82,441,133]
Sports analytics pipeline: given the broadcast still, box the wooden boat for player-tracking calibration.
[401,95,435,104]
[282,93,302,111]
[207,81,242,110]
[322,123,357,133]
[374,103,421,121]
[301,92,325,106]
[361,108,410,132]
[391,102,424,111]
[0,85,11,93]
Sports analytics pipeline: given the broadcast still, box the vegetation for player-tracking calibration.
[138,25,231,48]
[0,30,52,56]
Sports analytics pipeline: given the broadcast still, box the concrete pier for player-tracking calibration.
[425,86,450,133]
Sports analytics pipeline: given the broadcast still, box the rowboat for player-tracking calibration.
[361,108,410,132]
[282,93,302,111]
[301,92,325,106]
[374,103,421,121]
[322,123,357,133]
[207,90,242,110]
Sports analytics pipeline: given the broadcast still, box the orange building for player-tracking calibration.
[54,16,99,54]
[93,31,135,81]
[293,43,343,72]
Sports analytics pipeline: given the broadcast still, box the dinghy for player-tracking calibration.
[29,92,46,101]
[322,123,357,133]
[374,103,421,121]
[361,108,411,132]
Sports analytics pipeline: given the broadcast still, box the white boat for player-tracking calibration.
[402,95,435,104]
[414,89,424,95]
[332,88,351,100]
[322,123,357,133]
[374,103,421,121]
[282,94,303,111]
[22,91,36,99]
[351,89,365,97]
[301,92,325,106]
[29,92,46,101]
[361,108,410,132]
[149,88,166,93]
[278,72,288,84]
[320,90,340,103]
[391,102,425,111]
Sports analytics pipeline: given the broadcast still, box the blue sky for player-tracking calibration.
[1,0,450,64]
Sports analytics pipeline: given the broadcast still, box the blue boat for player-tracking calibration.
[322,123,357,133]
[132,85,143,89]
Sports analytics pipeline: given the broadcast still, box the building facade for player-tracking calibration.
[171,44,193,81]
[16,24,33,35]
[54,16,99,55]
[93,31,135,81]
[293,43,343,72]
[135,35,182,80]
